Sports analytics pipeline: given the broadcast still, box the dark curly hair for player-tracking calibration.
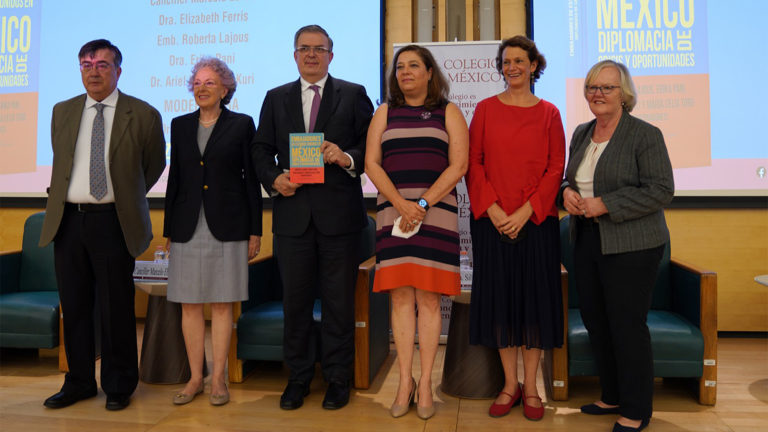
[495,36,547,84]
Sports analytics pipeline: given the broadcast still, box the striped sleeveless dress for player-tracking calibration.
[372,104,460,295]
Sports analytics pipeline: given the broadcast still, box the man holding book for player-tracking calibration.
[251,24,374,410]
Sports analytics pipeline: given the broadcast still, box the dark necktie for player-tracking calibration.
[89,103,107,201]
[308,84,321,132]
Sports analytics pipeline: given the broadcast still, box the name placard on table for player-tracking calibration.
[134,261,169,280]
[460,268,472,289]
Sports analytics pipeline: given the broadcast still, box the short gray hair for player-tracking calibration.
[294,25,333,52]
[186,56,237,106]
[584,60,637,112]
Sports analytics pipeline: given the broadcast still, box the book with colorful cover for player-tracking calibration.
[289,133,324,183]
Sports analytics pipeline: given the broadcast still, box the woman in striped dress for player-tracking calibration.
[365,45,468,420]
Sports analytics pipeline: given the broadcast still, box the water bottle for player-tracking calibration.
[154,246,165,264]
[459,251,470,271]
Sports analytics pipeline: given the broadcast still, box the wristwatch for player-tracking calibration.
[418,198,430,211]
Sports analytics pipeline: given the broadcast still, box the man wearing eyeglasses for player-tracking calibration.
[40,39,165,411]
[252,25,373,411]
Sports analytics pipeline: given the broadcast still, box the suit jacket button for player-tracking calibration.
[200,161,204,166]
[203,185,208,190]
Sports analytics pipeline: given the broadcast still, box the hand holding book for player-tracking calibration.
[320,140,352,168]
[273,173,303,196]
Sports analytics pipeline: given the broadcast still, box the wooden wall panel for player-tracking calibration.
[466,0,474,41]
[0,208,40,251]
[665,209,768,332]
[385,0,413,73]
[5,206,765,330]
[499,0,526,38]
[436,0,447,42]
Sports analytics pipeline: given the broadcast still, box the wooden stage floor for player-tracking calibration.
[1,323,766,431]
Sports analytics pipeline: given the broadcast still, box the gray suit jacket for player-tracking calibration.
[40,90,166,257]
[561,111,674,254]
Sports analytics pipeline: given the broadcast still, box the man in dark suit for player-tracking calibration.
[39,39,166,411]
[252,25,373,410]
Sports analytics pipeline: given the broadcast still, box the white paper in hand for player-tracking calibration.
[392,216,421,239]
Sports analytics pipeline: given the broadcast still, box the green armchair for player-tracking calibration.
[0,212,60,349]
[544,215,718,405]
[228,215,390,389]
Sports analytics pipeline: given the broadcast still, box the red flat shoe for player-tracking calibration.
[522,385,544,421]
[489,383,521,418]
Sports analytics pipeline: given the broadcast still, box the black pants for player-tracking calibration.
[573,218,664,421]
[276,220,361,385]
[53,206,139,398]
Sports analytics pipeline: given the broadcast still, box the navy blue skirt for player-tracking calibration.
[468,216,564,350]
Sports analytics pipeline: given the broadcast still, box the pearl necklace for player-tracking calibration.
[199,114,220,126]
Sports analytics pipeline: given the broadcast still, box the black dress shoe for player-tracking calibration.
[613,418,650,431]
[43,391,96,409]
[280,381,310,410]
[322,380,349,410]
[581,403,622,415]
[105,394,131,411]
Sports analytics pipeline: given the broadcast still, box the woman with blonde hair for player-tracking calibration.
[560,60,674,431]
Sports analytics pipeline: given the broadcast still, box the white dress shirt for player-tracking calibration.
[66,89,120,203]
[299,75,356,175]
[574,138,609,198]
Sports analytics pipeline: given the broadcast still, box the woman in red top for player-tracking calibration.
[466,36,565,422]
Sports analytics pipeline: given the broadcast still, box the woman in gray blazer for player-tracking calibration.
[560,60,674,432]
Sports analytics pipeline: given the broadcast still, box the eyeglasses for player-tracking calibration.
[586,85,619,94]
[193,80,218,88]
[80,62,112,72]
[295,46,330,55]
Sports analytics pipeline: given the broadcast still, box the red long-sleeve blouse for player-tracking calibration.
[466,96,566,224]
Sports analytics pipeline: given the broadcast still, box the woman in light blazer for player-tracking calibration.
[559,60,674,432]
